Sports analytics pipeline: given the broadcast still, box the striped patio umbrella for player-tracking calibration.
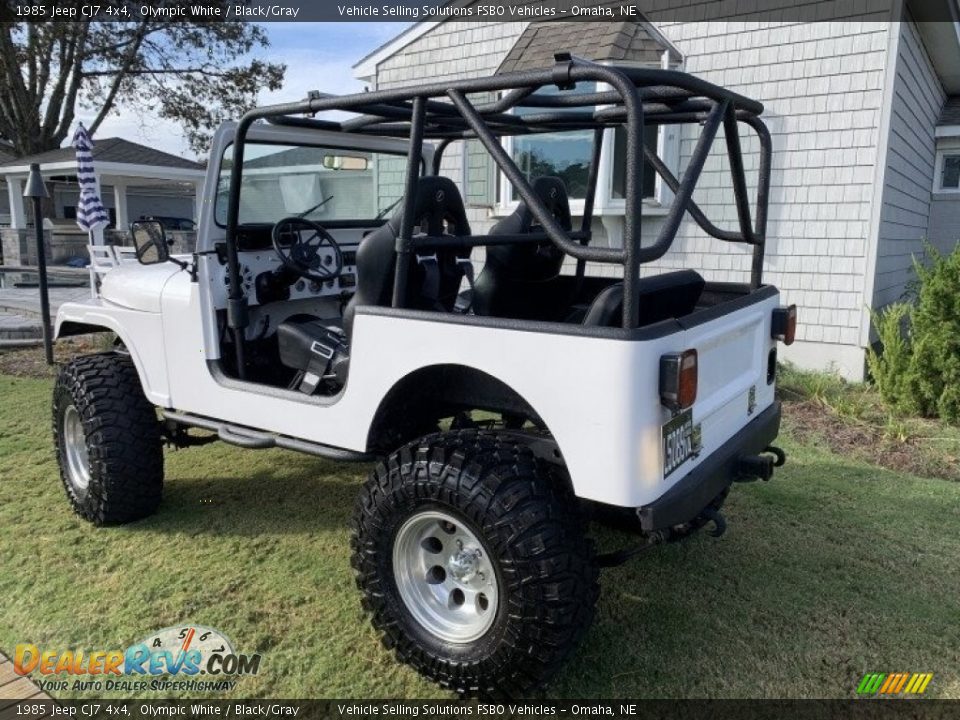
[71,124,110,233]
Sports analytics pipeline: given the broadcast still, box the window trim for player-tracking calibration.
[495,55,682,218]
[933,146,960,194]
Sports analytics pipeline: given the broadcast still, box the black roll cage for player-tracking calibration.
[222,53,771,379]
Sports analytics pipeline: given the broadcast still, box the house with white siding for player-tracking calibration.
[352,1,960,380]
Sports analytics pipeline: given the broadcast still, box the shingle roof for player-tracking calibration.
[0,137,203,170]
[498,20,671,74]
[939,96,960,126]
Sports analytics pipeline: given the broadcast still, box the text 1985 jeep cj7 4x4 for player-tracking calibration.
[52,54,795,695]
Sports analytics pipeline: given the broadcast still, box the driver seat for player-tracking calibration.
[276,176,472,394]
[342,175,472,336]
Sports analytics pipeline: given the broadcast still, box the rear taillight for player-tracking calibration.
[660,349,698,411]
[772,305,797,345]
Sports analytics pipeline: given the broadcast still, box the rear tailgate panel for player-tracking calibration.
[681,299,777,469]
[629,287,780,505]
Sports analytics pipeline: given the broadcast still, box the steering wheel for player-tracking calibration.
[271,217,343,283]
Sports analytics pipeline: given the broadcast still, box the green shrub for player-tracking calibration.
[867,302,915,414]
[907,243,960,422]
[869,242,960,423]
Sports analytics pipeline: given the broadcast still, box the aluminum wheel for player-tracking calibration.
[392,510,499,643]
[62,405,91,493]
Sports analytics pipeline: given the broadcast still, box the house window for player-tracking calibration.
[941,154,960,190]
[510,82,599,199]
[501,80,672,208]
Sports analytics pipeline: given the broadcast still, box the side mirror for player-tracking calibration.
[130,220,169,265]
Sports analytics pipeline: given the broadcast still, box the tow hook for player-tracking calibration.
[766,445,787,467]
[735,445,786,482]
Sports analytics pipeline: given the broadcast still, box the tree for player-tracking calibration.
[0,10,285,156]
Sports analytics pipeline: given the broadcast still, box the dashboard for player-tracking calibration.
[224,245,359,307]
[209,224,369,309]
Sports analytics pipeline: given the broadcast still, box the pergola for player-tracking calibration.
[1,138,205,235]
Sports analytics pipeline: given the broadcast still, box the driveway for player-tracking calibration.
[0,281,90,344]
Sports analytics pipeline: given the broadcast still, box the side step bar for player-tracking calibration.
[161,410,375,463]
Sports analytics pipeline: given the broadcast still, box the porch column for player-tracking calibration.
[91,173,105,245]
[193,181,203,223]
[112,181,129,230]
[7,176,25,229]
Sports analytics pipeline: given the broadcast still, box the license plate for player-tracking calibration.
[662,409,695,478]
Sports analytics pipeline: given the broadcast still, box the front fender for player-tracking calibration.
[55,298,170,407]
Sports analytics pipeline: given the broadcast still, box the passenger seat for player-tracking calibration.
[471,177,571,321]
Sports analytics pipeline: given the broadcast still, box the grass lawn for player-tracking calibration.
[1,372,958,699]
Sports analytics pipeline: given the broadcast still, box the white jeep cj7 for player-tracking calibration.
[52,55,795,695]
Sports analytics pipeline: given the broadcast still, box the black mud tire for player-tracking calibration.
[52,353,164,525]
[351,430,599,696]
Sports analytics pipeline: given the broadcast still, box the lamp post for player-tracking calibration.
[23,163,53,365]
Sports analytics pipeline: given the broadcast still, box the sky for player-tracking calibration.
[77,23,413,161]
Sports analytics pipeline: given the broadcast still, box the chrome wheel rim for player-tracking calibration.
[63,405,91,492]
[392,510,499,643]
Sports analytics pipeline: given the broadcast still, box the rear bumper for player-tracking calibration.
[637,401,782,532]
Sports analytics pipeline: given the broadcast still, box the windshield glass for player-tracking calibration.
[214,142,408,226]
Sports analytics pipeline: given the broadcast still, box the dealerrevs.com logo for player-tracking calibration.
[856,672,934,697]
[13,626,261,693]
